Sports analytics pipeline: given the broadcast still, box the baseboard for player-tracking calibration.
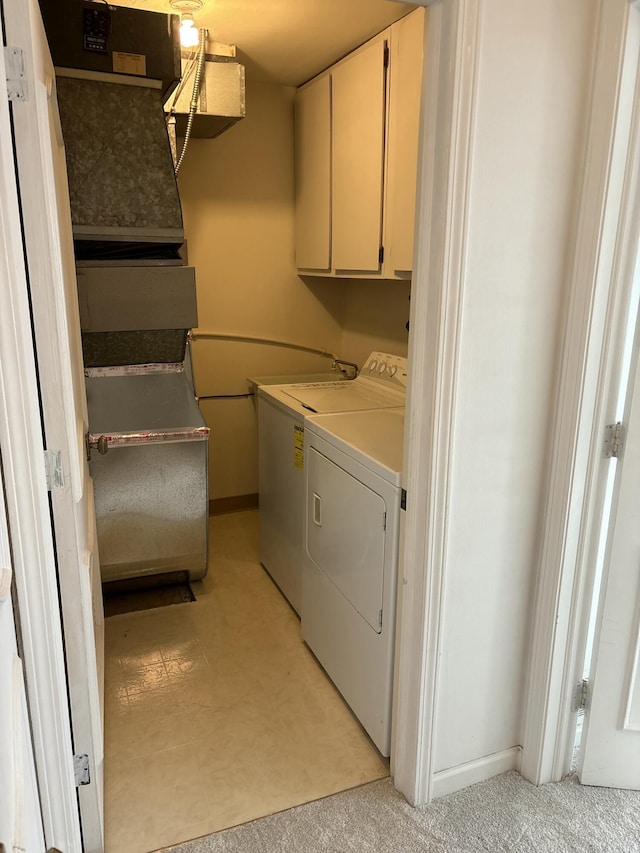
[431,746,522,800]
[209,494,259,516]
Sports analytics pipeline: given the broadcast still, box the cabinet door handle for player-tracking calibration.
[313,493,322,526]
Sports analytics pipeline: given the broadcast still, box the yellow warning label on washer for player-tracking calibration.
[294,423,304,470]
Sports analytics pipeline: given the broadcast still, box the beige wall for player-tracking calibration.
[178,81,412,500]
[177,81,343,499]
[178,81,346,390]
[340,279,411,369]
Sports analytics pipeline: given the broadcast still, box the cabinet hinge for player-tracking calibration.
[379,246,384,264]
[44,449,64,491]
[74,753,91,786]
[379,609,383,630]
[382,511,387,531]
[4,47,27,102]
[383,44,390,69]
[603,421,625,458]
[572,678,590,713]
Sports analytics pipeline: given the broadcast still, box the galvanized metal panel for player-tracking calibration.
[76,265,197,332]
[81,330,188,367]
[85,371,206,437]
[86,371,209,582]
[91,439,208,582]
[56,76,183,237]
[167,60,246,139]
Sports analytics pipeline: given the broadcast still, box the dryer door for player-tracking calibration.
[307,447,385,632]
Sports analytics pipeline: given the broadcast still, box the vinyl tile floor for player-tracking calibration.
[103,510,389,853]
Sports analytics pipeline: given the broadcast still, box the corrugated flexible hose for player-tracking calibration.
[175,27,208,175]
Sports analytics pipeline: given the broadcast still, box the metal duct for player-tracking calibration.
[165,57,246,139]
[55,75,183,248]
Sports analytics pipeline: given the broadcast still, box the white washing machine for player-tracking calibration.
[303,407,404,757]
[257,352,407,614]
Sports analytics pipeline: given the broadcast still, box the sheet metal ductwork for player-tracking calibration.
[42,0,210,584]
[56,76,184,248]
[56,72,196,367]
[166,55,246,140]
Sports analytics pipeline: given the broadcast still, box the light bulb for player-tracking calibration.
[180,14,200,47]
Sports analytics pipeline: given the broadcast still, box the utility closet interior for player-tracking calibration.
[36,0,424,849]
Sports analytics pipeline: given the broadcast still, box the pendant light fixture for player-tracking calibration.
[170,0,203,48]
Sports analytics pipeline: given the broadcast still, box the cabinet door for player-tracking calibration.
[295,74,331,270]
[386,8,425,274]
[332,38,387,273]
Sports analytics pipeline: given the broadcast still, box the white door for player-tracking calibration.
[579,317,640,789]
[4,0,105,847]
[1,17,80,852]
[0,470,45,853]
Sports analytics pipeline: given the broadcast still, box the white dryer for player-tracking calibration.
[257,353,406,614]
[303,407,404,757]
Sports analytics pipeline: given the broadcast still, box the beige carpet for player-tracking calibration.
[163,771,640,853]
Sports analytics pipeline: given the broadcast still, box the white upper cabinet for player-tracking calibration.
[294,74,331,270]
[332,37,387,273]
[385,8,427,276]
[294,8,425,279]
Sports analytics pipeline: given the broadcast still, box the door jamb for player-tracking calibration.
[521,0,640,785]
[392,0,482,805]
[0,31,83,853]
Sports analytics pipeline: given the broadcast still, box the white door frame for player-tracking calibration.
[0,24,83,853]
[392,0,481,804]
[521,0,640,785]
[394,0,640,802]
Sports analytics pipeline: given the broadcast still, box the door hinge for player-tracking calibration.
[383,44,390,69]
[572,678,589,712]
[378,245,385,265]
[74,753,91,786]
[379,609,383,630]
[401,488,407,511]
[382,511,387,531]
[4,47,27,102]
[44,449,64,490]
[603,421,625,458]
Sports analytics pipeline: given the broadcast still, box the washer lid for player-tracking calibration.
[283,378,404,413]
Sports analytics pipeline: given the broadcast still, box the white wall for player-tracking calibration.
[430,0,598,778]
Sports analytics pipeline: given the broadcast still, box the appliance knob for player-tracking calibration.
[379,362,387,374]
[370,360,378,372]
[389,365,397,377]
